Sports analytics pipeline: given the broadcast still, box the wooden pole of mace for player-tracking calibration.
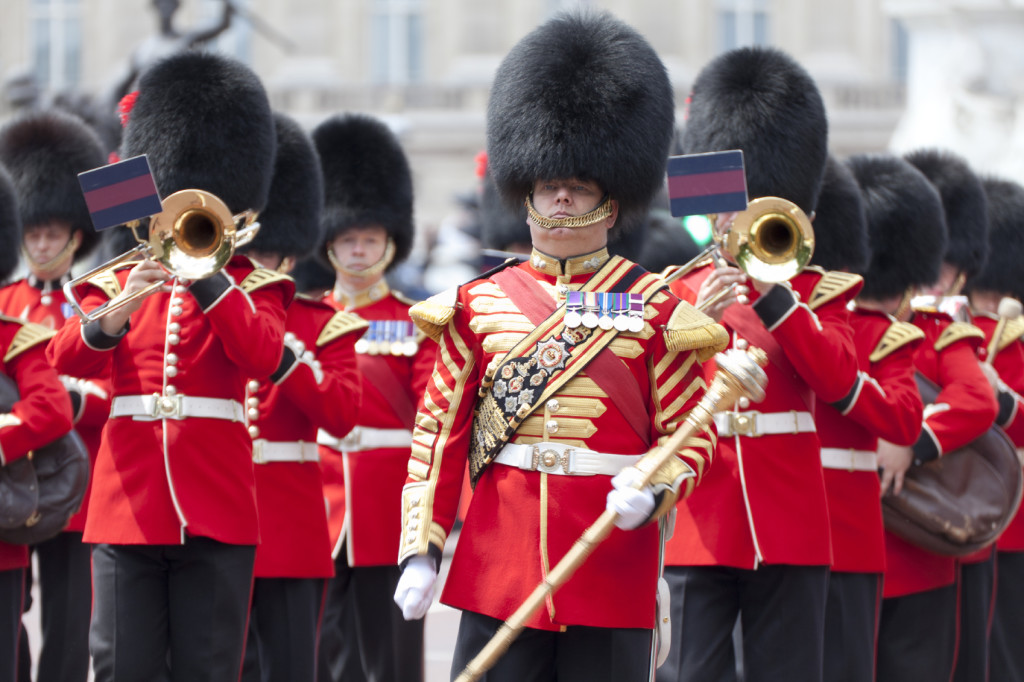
[453,347,769,682]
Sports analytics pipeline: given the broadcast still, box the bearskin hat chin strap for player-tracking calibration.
[524,194,613,230]
[22,235,77,278]
[327,237,396,279]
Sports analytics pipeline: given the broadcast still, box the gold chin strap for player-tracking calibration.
[328,237,396,279]
[947,271,967,297]
[22,236,77,277]
[525,194,613,230]
[895,287,914,321]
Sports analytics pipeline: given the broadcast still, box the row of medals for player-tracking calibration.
[563,291,645,333]
[354,319,419,356]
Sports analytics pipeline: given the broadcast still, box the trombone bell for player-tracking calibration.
[726,196,814,283]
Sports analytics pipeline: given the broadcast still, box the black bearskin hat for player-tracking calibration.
[0,109,106,259]
[486,10,675,233]
[122,52,276,216]
[810,156,870,272]
[847,154,947,300]
[291,256,336,297]
[637,210,701,274]
[0,165,21,282]
[240,113,323,260]
[313,113,414,270]
[966,178,1024,301]
[682,47,828,215]
[904,149,989,277]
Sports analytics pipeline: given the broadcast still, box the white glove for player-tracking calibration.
[607,467,656,530]
[394,555,438,620]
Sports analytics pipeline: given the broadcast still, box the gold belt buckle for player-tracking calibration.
[151,393,183,419]
[530,445,572,474]
[728,412,759,438]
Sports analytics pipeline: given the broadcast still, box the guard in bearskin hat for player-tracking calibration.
[660,48,862,682]
[234,112,365,682]
[310,112,431,682]
[48,51,294,682]
[902,149,996,682]
[810,155,925,682]
[965,177,1024,682]
[393,10,727,681]
[0,108,110,682]
[0,165,75,682]
[847,154,996,682]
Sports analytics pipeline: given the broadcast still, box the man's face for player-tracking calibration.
[24,220,77,276]
[528,178,616,258]
[920,262,962,297]
[330,226,389,272]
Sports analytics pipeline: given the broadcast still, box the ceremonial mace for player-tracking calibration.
[454,346,769,682]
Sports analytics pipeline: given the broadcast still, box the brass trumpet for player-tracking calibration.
[64,189,259,323]
[661,196,815,310]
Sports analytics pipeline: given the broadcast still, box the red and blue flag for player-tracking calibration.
[78,155,163,231]
[667,150,748,217]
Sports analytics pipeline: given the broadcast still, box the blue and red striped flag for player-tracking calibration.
[78,155,163,231]
[667,150,748,217]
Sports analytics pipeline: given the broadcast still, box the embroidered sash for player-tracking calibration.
[467,257,665,484]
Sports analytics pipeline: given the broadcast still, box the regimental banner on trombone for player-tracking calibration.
[667,150,748,217]
[78,155,163,231]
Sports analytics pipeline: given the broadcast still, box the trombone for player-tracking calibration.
[661,196,815,310]
[63,189,259,323]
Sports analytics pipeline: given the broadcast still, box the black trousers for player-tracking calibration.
[90,538,256,682]
[318,552,424,682]
[656,564,829,682]
[991,551,1024,681]
[876,584,957,682]
[32,532,92,682]
[823,572,882,682]
[954,553,996,682]
[451,609,653,682]
[0,568,25,682]
[241,577,326,682]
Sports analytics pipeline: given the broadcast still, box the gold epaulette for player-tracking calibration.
[392,289,420,307]
[997,316,1024,353]
[665,301,730,362]
[409,288,457,342]
[869,321,925,363]
[807,268,863,311]
[316,311,369,347]
[86,268,124,300]
[935,321,986,352]
[239,268,293,293]
[3,319,56,363]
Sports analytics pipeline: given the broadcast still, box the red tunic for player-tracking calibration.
[0,277,111,532]
[816,308,923,574]
[666,265,861,568]
[398,250,722,631]
[247,296,364,578]
[320,281,437,567]
[974,313,1024,552]
[0,317,74,570]
[48,256,292,546]
[882,311,997,598]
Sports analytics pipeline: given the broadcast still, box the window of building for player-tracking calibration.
[371,0,424,85]
[30,0,82,91]
[717,0,770,53]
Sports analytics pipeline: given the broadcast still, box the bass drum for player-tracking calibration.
[0,373,89,545]
[882,373,1023,557]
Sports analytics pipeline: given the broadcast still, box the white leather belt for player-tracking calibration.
[316,426,413,452]
[252,440,319,464]
[820,448,878,472]
[111,394,244,422]
[493,442,642,476]
[714,410,816,438]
